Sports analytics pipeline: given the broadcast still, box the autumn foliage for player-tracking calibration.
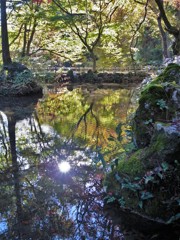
[32,0,52,4]
[164,0,180,9]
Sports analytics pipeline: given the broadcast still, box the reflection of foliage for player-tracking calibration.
[37,87,135,162]
[0,133,124,239]
[0,86,138,239]
[38,89,87,118]
[20,176,75,239]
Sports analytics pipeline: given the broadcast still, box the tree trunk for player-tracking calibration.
[1,0,12,66]
[172,32,180,56]
[155,0,180,56]
[92,58,97,72]
[26,19,37,56]
[157,15,171,59]
[21,24,27,57]
[91,52,97,72]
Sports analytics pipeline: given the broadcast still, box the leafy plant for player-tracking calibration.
[161,162,169,172]
[105,159,179,216]
[156,99,168,110]
[140,191,154,200]
[104,195,116,204]
[122,181,141,192]
[167,213,180,224]
[118,197,125,206]
[144,119,153,125]
[13,70,34,86]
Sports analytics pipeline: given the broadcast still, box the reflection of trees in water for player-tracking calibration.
[37,87,136,163]
[71,102,100,147]
[0,103,124,239]
[0,110,75,239]
[72,171,124,239]
[70,88,135,164]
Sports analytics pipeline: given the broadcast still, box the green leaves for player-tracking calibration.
[161,162,169,172]
[144,119,153,125]
[144,175,154,184]
[118,197,125,206]
[122,181,141,192]
[115,173,121,182]
[115,173,142,192]
[106,196,116,204]
[139,190,154,209]
[156,99,168,110]
[167,213,180,224]
[140,191,154,200]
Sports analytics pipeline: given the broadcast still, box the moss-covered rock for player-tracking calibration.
[0,70,42,96]
[153,63,180,84]
[104,64,180,233]
[141,123,180,168]
[133,64,180,148]
[116,150,145,178]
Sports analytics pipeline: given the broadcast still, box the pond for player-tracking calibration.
[0,83,138,240]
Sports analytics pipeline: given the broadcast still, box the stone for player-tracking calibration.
[133,64,180,148]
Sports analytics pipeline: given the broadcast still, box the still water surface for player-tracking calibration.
[0,84,136,239]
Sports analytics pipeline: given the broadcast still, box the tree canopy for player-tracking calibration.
[0,0,179,72]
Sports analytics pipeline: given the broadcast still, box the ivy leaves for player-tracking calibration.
[104,159,180,216]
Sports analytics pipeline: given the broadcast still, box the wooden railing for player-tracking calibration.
[47,65,162,74]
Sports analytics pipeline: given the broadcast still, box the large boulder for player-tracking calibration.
[104,64,180,236]
[141,122,180,168]
[133,64,180,148]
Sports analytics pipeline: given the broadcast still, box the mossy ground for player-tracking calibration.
[116,150,145,178]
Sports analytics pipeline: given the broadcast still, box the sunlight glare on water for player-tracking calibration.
[58,161,71,173]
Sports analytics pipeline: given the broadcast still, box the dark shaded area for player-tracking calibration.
[0,93,43,120]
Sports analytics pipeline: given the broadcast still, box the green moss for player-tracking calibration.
[104,150,144,193]
[139,84,166,105]
[154,63,180,84]
[152,127,176,154]
[121,190,140,209]
[133,64,180,148]
[139,64,180,105]
[117,150,144,177]
[143,192,172,219]
[152,133,166,151]
[104,64,180,222]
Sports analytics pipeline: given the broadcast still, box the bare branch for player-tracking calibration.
[28,48,72,61]
[134,0,145,5]
[130,0,149,61]
[9,24,23,47]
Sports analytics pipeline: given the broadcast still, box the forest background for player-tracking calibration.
[0,0,179,76]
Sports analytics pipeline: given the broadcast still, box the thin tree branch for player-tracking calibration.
[130,0,149,61]
[9,24,23,47]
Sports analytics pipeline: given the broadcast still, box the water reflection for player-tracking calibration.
[0,86,135,239]
[58,161,71,173]
[37,87,135,163]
